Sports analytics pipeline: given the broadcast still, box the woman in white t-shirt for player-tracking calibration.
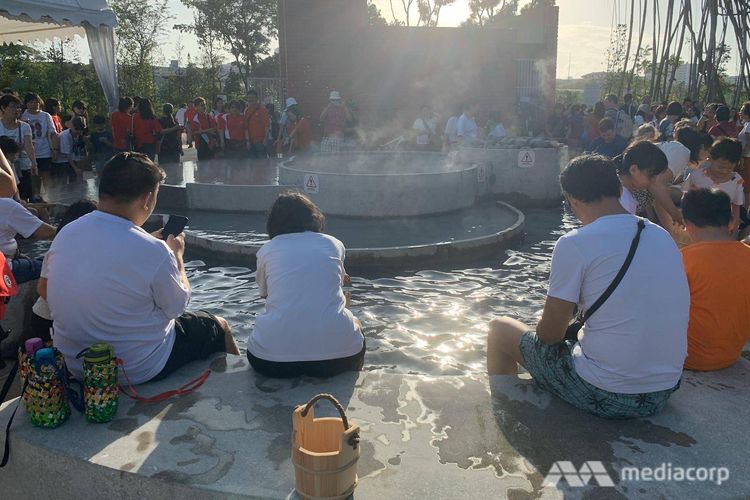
[21,93,57,191]
[247,192,365,378]
[0,94,37,201]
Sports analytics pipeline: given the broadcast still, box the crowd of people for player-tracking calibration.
[0,84,748,421]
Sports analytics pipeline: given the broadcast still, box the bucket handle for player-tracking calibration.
[300,393,350,430]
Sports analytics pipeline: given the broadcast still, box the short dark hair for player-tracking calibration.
[118,97,134,112]
[559,155,621,203]
[138,98,156,120]
[0,136,20,156]
[675,126,703,163]
[715,105,730,122]
[24,92,42,106]
[93,115,106,125]
[598,118,615,132]
[666,101,683,116]
[163,103,174,115]
[266,191,325,239]
[44,98,60,115]
[70,116,87,131]
[605,94,618,104]
[58,199,98,232]
[624,93,633,102]
[709,138,743,163]
[0,94,21,110]
[99,152,165,203]
[682,189,732,228]
[741,101,750,119]
[618,140,668,178]
[72,100,87,110]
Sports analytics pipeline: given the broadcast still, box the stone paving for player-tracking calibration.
[1,345,748,499]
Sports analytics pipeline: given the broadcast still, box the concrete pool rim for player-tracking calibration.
[180,201,525,266]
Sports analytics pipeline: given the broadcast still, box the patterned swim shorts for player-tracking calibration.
[519,331,680,419]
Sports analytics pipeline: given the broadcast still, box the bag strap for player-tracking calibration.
[581,218,646,323]
[0,359,24,468]
[116,358,210,404]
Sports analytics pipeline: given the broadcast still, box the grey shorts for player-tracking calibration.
[519,331,680,419]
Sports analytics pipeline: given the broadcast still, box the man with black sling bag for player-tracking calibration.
[487,155,690,419]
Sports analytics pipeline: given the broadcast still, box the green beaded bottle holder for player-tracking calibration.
[83,359,119,423]
[19,348,71,429]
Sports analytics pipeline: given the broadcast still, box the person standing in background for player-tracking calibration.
[132,98,162,161]
[320,91,352,153]
[21,93,56,200]
[0,94,37,201]
[111,97,134,153]
[158,103,183,165]
[244,89,270,159]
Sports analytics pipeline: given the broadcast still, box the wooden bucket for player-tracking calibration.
[292,394,360,500]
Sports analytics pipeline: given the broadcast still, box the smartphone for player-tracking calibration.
[162,215,189,240]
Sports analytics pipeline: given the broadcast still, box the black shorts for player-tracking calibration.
[247,339,366,378]
[152,311,227,381]
[36,157,52,172]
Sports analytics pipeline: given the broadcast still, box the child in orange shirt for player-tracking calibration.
[681,188,750,371]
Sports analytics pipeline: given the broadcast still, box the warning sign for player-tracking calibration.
[518,149,535,169]
[477,164,487,183]
[303,174,319,194]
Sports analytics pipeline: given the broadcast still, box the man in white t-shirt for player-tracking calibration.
[487,155,689,419]
[44,152,239,384]
[658,140,691,180]
[412,105,438,149]
[457,101,480,144]
[0,196,55,282]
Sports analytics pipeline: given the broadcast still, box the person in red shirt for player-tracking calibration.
[709,105,740,139]
[320,90,352,152]
[222,100,249,158]
[185,102,197,148]
[279,106,312,155]
[132,98,162,161]
[111,97,134,152]
[192,97,217,161]
[244,89,270,159]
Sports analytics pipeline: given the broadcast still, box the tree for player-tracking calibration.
[416,0,456,27]
[110,0,172,98]
[465,0,518,27]
[179,0,277,91]
[368,2,388,26]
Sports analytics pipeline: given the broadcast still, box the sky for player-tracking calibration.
[64,0,740,80]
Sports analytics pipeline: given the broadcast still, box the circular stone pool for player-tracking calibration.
[279,152,478,217]
[176,200,524,267]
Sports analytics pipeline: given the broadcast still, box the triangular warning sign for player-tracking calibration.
[523,153,532,162]
[306,176,317,189]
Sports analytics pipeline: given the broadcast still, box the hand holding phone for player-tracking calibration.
[162,215,189,240]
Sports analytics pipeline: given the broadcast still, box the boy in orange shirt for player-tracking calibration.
[681,188,750,371]
[244,89,269,159]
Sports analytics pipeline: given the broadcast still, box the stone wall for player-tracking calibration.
[278,0,559,132]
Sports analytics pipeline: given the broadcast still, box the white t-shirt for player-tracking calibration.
[56,129,83,162]
[489,123,507,139]
[658,141,691,179]
[739,122,750,158]
[457,113,478,143]
[619,186,639,214]
[249,232,363,362]
[21,111,56,159]
[683,165,745,206]
[0,121,32,170]
[175,107,187,126]
[412,117,437,145]
[548,215,689,394]
[32,257,51,320]
[47,211,191,384]
[444,116,458,144]
[0,198,43,257]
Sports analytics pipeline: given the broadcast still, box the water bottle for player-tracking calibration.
[81,342,118,423]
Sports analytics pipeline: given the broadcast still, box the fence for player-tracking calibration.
[246,77,287,109]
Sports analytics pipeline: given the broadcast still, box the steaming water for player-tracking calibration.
[184,207,576,375]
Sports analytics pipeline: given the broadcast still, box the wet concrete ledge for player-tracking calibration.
[1,344,749,499]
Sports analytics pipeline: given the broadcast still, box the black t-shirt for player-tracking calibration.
[159,116,181,156]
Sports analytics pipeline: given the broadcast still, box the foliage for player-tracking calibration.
[178,0,277,91]
[416,0,456,27]
[110,0,172,98]
[367,2,388,26]
[0,41,107,116]
[465,0,518,27]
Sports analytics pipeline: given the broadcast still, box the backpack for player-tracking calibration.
[0,252,18,321]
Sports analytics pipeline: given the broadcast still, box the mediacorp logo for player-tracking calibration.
[543,461,731,488]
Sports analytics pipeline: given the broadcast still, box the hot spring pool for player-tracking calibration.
[183,207,575,375]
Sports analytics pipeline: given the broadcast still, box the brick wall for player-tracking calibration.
[279,0,558,135]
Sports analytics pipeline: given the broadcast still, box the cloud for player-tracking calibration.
[557,24,613,78]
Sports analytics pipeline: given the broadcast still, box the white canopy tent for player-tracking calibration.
[0,0,118,110]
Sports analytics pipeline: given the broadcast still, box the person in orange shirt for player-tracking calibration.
[223,100,249,158]
[110,97,134,153]
[244,89,269,159]
[192,97,217,161]
[132,98,162,161]
[279,106,312,155]
[184,102,197,149]
[681,188,750,371]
